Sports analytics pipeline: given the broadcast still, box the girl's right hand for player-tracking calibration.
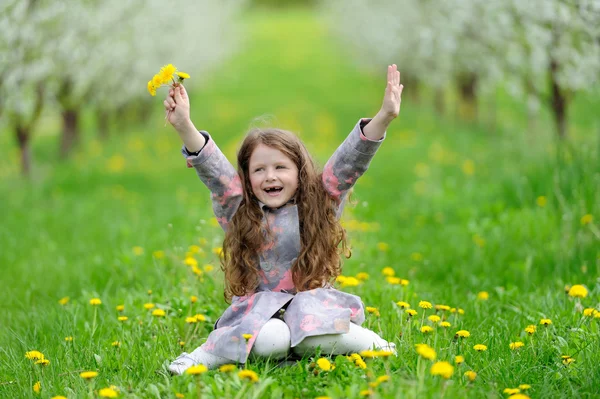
[164,84,191,132]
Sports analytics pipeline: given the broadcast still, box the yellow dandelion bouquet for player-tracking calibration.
[147,64,190,97]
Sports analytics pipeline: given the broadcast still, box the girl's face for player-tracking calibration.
[248,144,299,209]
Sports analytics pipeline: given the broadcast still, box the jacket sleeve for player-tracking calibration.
[182,131,243,230]
[321,118,385,218]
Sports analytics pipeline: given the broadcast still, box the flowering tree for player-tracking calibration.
[0,0,245,174]
[323,0,600,137]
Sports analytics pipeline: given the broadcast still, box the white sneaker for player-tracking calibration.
[168,352,196,375]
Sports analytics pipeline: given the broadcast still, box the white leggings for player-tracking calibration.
[186,318,394,369]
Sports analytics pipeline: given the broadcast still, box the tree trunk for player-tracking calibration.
[60,108,80,159]
[97,108,110,140]
[457,73,478,121]
[15,125,31,177]
[549,59,567,139]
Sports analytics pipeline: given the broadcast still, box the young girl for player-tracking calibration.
[165,65,404,374]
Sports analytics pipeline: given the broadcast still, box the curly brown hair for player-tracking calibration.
[221,127,350,302]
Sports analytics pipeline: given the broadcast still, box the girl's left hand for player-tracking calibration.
[380,64,404,120]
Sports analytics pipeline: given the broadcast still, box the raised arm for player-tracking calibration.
[165,85,243,230]
[322,64,404,216]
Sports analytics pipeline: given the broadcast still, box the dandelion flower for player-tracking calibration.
[464,370,477,381]
[242,334,253,340]
[410,252,423,261]
[359,390,373,397]
[382,267,395,277]
[421,326,433,334]
[179,341,185,346]
[386,276,402,285]
[203,264,214,272]
[65,336,73,341]
[440,321,451,328]
[190,295,198,303]
[430,361,454,379]
[455,330,470,338]
[186,364,208,375]
[359,350,393,358]
[118,316,128,322]
[562,355,575,365]
[132,246,144,256]
[568,285,588,298]
[536,196,547,207]
[147,81,156,96]
[435,304,451,311]
[415,344,436,360]
[111,341,120,347]
[144,303,155,310]
[455,355,464,365]
[510,341,524,350]
[583,308,595,316]
[540,319,552,326]
[366,307,380,317]
[518,384,531,390]
[25,351,45,360]
[176,71,190,80]
[186,316,198,323]
[473,344,487,352]
[316,357,333,371]
[51,396,67,399]
[89,298,102,306]
[477,291,489,300]
[194,314,206,322]
[33,381,41,393]
[80,371,99,379]
[356,272,369,280]
[405,309,417,317]
[58,297,70,306]
[428,315,441,323]
[524,325,536,335]
[35,358,50,366]
[508,395,530,399]
[152,309,166,317]
[580,214,593,225]
[503,388,521,395]
[152,250,165,259]
[115,305,125,312]
[238,369,259,383]
[219,364,236,372]
[98,387,119,398]
[396,301,410,309]
[340,276,360,287]
[418,301,432,309]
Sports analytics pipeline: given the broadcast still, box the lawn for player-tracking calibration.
[0,7,599,399]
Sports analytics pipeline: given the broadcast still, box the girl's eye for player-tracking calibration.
[254,167,263,172]
[276,165,286,169]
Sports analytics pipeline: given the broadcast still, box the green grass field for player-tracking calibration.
[1,8,599,399]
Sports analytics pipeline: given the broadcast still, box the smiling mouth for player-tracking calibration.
[264,187,283,196]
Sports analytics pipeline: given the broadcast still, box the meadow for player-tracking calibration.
[1,8,599,399]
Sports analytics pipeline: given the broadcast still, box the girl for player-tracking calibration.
[165,65,404,374]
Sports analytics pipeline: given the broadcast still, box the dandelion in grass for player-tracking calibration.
[455,355,464,365]
[144,303,155,310]
[455,330,470,338]
[33,381,41,394]
[418,301,432,309]
[428,315,440,323]
[397,301,410,309]
[356,272,369,281]
[369,375,390,388]
[540,318,552,326]
[118,316,128,322]
[194,314,207,322]
[212,246,223,257]
[510,341,524,350]
[204,264,214,272]
[580,214,593,225]
[504,388,521,395]
[337,276,360,287]
[518,384,531,390]
[359,390,373,397]
[382,267,395,276]
[440,321,451,328]
[35,358,50,366]
[51,396,67,399]
[116,305,125,312]
[386,276,402,285]
[583,308,595,317]
[435,304,451,311]
[152,309,166,317]
[366,307,380,317]
[410,252,423,261]
[360,350,393,358]
[464,370,477,381]
[219,364,236,373]
[415,344,436,360]
[186,364,208,375]
[65,336,73,341]
[508,395,530,399]
[430,361,454,379]
[562,355,575,365]
[243,334,253,340]
[175,394,185,398]
[25,350,45,360]
[536,196,547,207]
[525,325,536,335]
[316,357,334,371]
[80,371,99,379]
[58,297,69,306]
[405,309,417,317]
[179,341,185,346]
[147,64,190,97]
[190,295,198,303]
[147,289,153,295]
[186,316,198,323]
[473,344,487,352]
[421,326,433,334]
[377,242,389,251]
[152,250,165,259]
[477,291,489,300]
[184,257,198,267]
[132,246,144,256]
[98,387,119,398]
[568,285,588,298]
[111,341,121,347]
[89,298,102,306]
[238,369,259,383]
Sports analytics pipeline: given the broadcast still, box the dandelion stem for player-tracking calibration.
[91,307,98,338]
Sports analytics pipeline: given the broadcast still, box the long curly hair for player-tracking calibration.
[221,127,350,302]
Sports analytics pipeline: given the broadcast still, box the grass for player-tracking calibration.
[1,7,599,399]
